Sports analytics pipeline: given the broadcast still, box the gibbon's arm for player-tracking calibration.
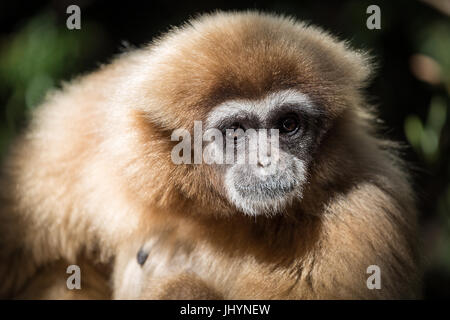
[113,239,222,300]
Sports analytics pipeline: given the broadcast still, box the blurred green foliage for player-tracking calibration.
[0,11,104,156]
[405,97,447,164]
[401,11,450,280]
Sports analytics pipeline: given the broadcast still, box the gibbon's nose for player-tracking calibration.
[257,146,272,168]
[257,155,271,168]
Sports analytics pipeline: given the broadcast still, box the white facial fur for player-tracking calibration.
[206,89,314,128]
[206,89,314,216]
[224,155,306,216]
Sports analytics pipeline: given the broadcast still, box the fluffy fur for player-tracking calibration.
[0,11,420,299]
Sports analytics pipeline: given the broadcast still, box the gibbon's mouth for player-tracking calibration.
[233,176,298,200]
[225,162,305,216]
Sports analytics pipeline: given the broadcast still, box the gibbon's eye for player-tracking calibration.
[225,122,246,140]
[137,247,149,266]
[278,115,299,135]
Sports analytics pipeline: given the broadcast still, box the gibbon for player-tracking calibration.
[0,11,420,299]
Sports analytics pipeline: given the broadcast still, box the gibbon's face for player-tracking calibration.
[132,12,370,216]
[203,89,323,216]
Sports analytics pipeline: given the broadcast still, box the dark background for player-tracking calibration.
[0,0,449,298]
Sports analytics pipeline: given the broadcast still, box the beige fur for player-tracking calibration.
[0,11,420,299]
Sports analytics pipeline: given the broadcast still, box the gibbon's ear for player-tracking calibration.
[137,247,149,266]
